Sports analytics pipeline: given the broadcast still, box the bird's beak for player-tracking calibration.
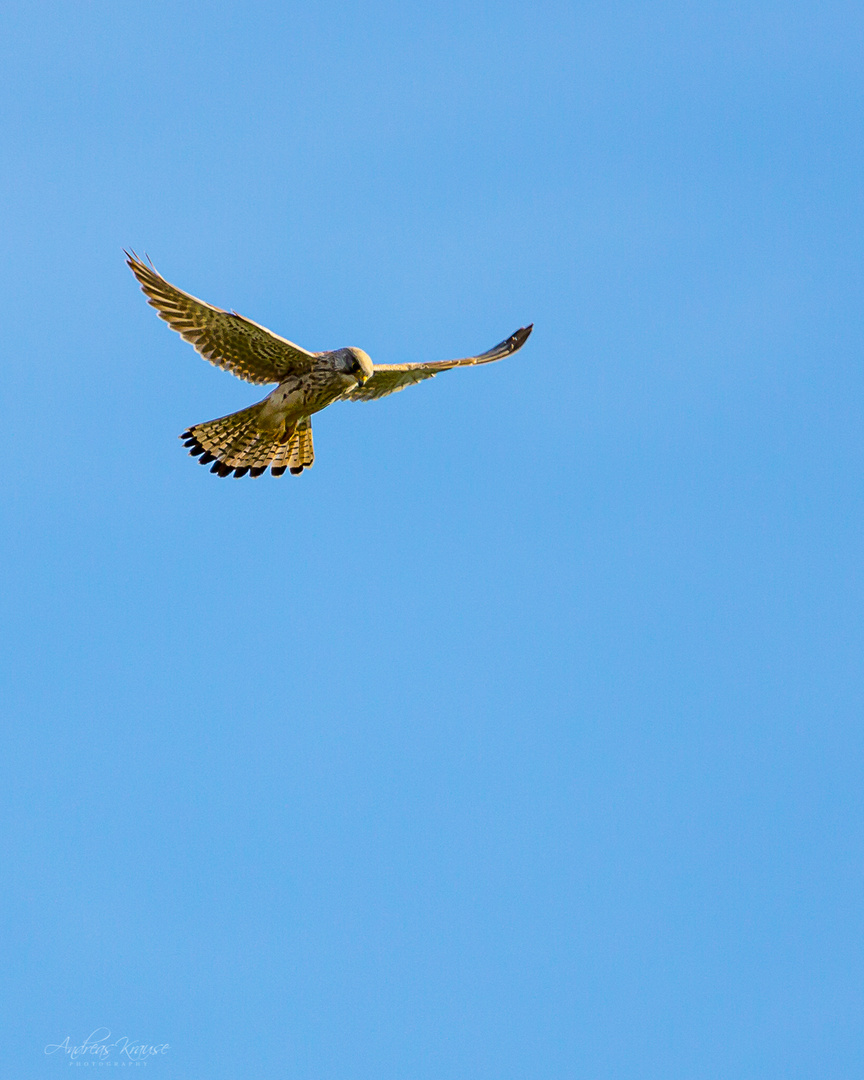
[356,371,369,386]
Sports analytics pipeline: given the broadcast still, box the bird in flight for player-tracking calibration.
[126,253,533,477]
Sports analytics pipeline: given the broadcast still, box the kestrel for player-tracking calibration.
[127,253,533,477]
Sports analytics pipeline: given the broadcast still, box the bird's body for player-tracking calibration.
[126,253,532,476]
[259,348,374,428]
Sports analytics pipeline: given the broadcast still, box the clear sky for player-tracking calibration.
[3,1,863,1077]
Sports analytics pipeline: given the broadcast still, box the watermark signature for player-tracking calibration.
[45,1029,169,1065]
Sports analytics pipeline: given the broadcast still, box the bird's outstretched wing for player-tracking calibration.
[349,325,533,402]
[126,252,316,385]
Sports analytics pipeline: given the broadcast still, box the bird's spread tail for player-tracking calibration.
[181,405,315,477]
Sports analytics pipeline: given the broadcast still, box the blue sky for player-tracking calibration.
[3,1,864,1076]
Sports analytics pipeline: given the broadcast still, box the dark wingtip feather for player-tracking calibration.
[233,467,249,478]
[511,324,533,350]
[199,452,216,465]
[249,466,267,477]
[290,466,304,475]
[271,465,287,477]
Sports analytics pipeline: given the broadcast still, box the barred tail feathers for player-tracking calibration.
[269,415,314,476]
[181,406,315,477]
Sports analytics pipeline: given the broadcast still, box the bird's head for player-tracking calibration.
[338,347,373,386]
